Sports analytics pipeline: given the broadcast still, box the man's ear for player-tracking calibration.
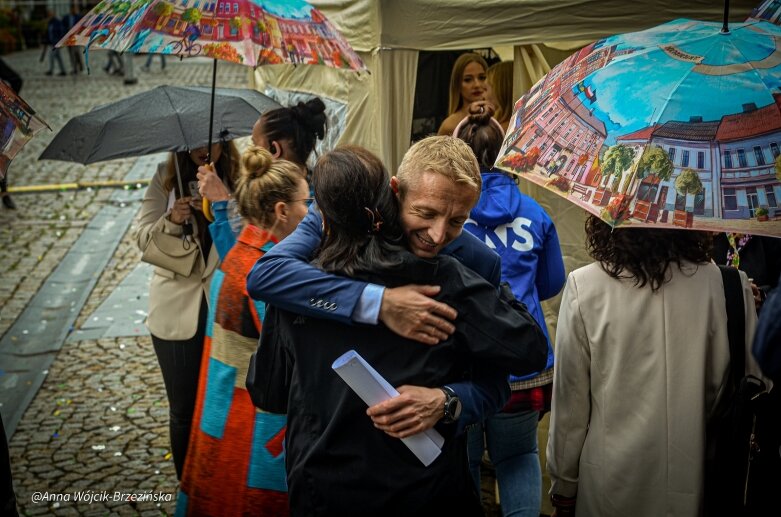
[270,141,282,159]
[390,176,400,197]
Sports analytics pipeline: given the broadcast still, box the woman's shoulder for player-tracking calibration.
[438,113,464,136]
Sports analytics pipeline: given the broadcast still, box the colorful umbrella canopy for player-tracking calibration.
[0,82,49,180]
[748,0,781,23]
[57,0,366,71]
[496,18,781,237]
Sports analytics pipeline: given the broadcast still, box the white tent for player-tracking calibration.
[252,0,759,336]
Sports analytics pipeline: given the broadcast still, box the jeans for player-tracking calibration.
[47,48,65,74]
[151,299,207,479]
[467,410,541,517]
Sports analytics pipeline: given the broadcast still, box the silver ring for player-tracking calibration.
[479,106,484,114]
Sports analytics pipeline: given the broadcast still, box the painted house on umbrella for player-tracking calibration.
[613,95,781,224]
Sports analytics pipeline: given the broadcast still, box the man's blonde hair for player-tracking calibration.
[396,136,481,199]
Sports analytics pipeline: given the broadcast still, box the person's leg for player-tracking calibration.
[484,410,542,517]
[54,49,66,75]
[0,413,19,516]
[150,300,206,479]
[0,178,15,209]
[467,422,486,492]
[160,54,166,69]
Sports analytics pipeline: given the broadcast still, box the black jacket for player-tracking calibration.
[247,251,547,517]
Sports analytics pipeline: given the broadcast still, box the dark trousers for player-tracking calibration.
[151,298,207,479]
[1,413,18,517]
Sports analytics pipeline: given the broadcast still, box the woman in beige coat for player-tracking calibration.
[135,141,239,479]
[547,215,759,517]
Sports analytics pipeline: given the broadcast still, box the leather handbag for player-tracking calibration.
[141,231,199,277]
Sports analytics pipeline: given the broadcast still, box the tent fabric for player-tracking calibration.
[314,0,758,51]
[254,0,760,337]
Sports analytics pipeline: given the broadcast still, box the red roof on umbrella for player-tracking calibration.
[617,124,659,142]
[715,94,781,142]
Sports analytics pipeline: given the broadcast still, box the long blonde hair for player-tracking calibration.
[447,53,489,115]
[487,61,514,124]
[234,146,303,228]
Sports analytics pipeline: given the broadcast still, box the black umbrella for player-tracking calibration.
[40,85,280,164]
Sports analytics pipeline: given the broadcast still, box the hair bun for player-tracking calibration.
[467,102,496,125]
[292,98,327,141]
[241,145,274,180]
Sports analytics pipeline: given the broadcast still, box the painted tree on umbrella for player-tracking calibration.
[58,0,364,70]
[496,18,781,237]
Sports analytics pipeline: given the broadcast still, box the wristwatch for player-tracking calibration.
[440,386,462,424]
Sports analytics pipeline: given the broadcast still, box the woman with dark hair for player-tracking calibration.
[135,140,240,479]
[455,105,565,517]
[248,146,547,517]
[547,216,760,517]
[199,98,327,257]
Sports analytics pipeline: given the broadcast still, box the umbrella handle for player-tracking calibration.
[202,198,214,222]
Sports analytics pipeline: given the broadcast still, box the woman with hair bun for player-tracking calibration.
[176,146,309,517]
[200,97,327,258]
[455,103,565,517]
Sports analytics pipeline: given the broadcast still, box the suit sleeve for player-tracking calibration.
[246,204,368,324]
[447,365,510,435]
[753,277,781,382]
[444,265,548,377]
[246,306,291,413]
[546,273,591,498]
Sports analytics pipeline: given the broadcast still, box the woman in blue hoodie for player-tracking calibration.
[455,103,566,517]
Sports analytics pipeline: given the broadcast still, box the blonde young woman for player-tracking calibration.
[135,141,239,479]
[438,53,489,136]
[177,146,309,516]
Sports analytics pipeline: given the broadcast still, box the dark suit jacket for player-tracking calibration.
[247,252,547,517]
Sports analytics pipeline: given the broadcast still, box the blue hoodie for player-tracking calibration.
[465,170,565,383]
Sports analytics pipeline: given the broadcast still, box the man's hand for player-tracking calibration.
[366,386,445,438]
[378,285,457,345]
[197,164,230,201]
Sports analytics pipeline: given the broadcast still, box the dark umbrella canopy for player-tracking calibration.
[40,85,281,164]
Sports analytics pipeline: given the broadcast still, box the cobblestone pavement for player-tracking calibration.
[0,49,513,517]
[1,49,250,516]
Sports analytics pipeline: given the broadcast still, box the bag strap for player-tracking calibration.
[718,265,745,381]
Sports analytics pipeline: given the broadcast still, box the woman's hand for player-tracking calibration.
[467,99,496,117]
[169,197,193,225]
[197,164,230,202]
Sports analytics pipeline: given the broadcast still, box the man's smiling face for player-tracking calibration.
[392,171,478,259]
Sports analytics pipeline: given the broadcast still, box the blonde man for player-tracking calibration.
[247,135,536,437]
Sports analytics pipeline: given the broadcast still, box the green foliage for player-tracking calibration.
[182,8,202,24]
[230,17,242,29]
[153,1,174,17]
[636,145,674,181]
[755,207,768,217]
[601,144,636,180]
[674,168,703,196]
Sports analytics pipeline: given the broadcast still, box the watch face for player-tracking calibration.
[445,395,462,421]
